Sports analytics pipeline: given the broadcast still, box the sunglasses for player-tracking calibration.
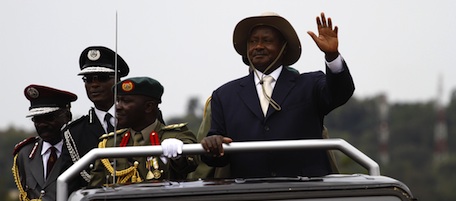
[82,75,115,83]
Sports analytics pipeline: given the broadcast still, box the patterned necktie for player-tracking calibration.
[47,146,57,178]
[105,113,114,133]
[134,132,144,145]
[260,75,274,116]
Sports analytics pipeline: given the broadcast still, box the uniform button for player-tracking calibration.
[264,126,270,131]
[271,172,276,176]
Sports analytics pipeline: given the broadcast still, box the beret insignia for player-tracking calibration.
[121,81,134,92]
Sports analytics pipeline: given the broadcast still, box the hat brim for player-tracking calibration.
[233,15,301,66]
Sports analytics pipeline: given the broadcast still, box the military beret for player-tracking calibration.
[115,77,164,103]
[24,84,77,117]
[78,46,129,77]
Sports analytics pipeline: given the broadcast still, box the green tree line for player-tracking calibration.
[1,93,455,200]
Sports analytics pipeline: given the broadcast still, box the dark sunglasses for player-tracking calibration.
[31,110,65,123]
[82,75,115,83]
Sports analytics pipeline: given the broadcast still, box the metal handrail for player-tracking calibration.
[57,138,379,201]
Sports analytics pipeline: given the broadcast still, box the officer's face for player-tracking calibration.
[247,26,285,73]
[83,73,116,111]
[116,95,158,131]
[32,110,69,144]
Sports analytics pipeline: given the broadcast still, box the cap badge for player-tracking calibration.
[26,87,39,99]
[87,49,101,61]
[121,81,134,92]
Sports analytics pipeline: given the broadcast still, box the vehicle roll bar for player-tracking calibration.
[57,138,379,201]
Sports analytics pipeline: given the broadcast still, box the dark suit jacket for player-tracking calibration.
[203,63,354,178]
[61,108,106,189]
[15,138,72,201]
[66,108,106,157]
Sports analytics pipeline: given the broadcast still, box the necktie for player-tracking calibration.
[47,146,57,178]
[105,113,115,133]
[134,132,144,146]
[260,75,274,116]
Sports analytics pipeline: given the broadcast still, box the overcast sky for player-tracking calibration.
[1,0,455,131]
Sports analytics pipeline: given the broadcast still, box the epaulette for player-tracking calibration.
[162,122,188,131]
[99,128,128,140]
[13,136,39,156]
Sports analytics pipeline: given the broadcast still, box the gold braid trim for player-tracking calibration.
[99,138,143,184]
[203,96,212,118]
[12,155,42,201]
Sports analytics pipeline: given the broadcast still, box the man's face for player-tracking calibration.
[116,95,157,130]
[32,110,69,144]
[82,73,116,111]
[247,26,285,72]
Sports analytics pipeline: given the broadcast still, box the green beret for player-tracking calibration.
[115,77,164,103]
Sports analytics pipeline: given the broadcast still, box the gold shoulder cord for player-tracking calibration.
[99,139,142,184]
[203,96,212,117]
[12,155,42,201]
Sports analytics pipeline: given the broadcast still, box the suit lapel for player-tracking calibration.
[88,108,106,139]
[266,68,297,118]
[238,73,264,120]
[30,140,45,187]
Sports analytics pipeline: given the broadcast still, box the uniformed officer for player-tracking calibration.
[12,84,77,201]
[88,77,198,187]
[61,46,130,186]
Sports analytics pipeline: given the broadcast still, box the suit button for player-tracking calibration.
[271,172,276,176]
[264,126,270,131]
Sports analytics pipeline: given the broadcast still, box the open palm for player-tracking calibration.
[307,12,339,55]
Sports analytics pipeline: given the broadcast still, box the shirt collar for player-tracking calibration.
[41,140,63,155]
[254,66,283,85]
[94,106,115,124]
[131,119,159,139]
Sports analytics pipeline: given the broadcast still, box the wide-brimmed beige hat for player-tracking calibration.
[233,12,301,66]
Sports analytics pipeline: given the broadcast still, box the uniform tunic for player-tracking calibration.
[88,121,198,187]
[13,137,73,201]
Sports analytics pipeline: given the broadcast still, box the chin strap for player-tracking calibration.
[247,42,287,112]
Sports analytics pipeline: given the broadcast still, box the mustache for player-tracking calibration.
[252,50,267,56]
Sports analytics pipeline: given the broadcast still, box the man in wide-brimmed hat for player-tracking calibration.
[201,12,355,178]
